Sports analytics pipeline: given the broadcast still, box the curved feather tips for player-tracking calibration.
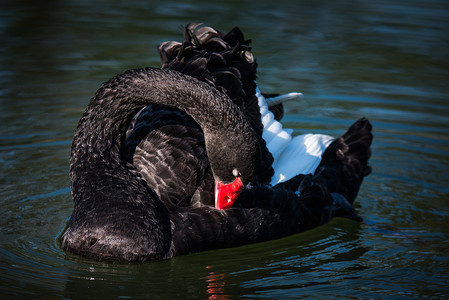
[157,24,274,183]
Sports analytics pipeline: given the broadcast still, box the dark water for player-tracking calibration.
[1,0,448,298]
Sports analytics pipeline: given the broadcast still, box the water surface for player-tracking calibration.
[1,0,448,298]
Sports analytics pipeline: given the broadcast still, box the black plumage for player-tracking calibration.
[60,26,373,263]
[158,23,275,183]
[125,24,275,208]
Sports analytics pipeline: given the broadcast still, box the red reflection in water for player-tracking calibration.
[205,266,230,300]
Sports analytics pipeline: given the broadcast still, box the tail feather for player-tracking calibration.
[314,117,373,204]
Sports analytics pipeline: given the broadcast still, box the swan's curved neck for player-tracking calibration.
[71,67,258,184]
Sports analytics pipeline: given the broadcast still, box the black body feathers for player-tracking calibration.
[60,25,373,262]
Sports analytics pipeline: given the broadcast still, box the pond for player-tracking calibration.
[1,0,448,298]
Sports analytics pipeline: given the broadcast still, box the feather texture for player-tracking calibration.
[60,25,373,263]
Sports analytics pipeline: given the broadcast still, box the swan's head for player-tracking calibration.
[205,128,260,210]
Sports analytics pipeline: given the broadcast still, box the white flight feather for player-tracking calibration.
[256,87,334,186]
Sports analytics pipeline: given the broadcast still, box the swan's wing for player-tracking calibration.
[270,133,334,185]
[265,92,304,107]
[257,87,292,160]
[257,88,334,185]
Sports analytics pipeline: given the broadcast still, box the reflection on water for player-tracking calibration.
[59,219,366,298]
[1,0,448,298]
[204,268,230,300]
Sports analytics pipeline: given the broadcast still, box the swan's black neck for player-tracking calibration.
[70,68,258,185]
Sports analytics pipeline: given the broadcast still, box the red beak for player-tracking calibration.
[214,177,244,210]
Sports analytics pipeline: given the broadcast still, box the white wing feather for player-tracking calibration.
[256,87,334,186]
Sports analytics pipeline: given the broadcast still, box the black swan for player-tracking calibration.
[60,26,373,262]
